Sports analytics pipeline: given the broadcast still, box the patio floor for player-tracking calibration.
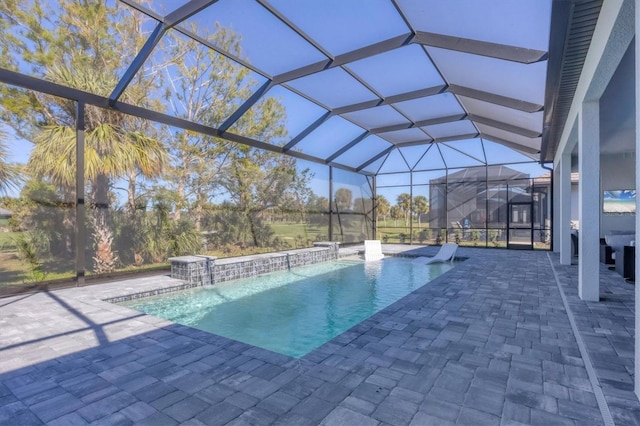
[0,246,638,425]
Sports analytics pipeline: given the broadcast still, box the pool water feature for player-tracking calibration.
[121,257,454,357]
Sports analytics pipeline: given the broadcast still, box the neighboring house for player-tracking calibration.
[0,207,12,230]
[0,207,12,220]
[425,165,551,231]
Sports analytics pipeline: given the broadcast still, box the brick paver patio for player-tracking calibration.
[0,247,638,425]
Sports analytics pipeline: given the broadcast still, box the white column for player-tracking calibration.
[634,0,640,399]
[553,164,560,252]
[578,102,600,301]
[559,153,572,265]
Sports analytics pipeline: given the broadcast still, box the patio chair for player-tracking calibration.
[412,243,458,264]
[364,240,384,261]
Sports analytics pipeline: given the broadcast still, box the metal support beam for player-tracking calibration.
[449,84,544,113]
[409,171,413,244]
[372,175,377,239]
[325,131,369,163]
[0,68,370,176]
[282,111,331,152]
[468,114,542,138]
[480,133,540,155]
[109,23,166,106]
[357,146,394,172]
[164,0,219,27]
[75,102,86,286]
[329,166,333,241]
[414,31,548,64]
[110,1,219,105]
[395,140,434,148]
[332,85,446,116]
[559,153,572,265]
[414,114,467,128]
[335,33,413,66]
[257,0,333,59]
[219,80,273,132]
[432,133,480,144]
[272,34,412,84]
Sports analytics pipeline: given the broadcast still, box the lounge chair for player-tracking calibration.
[364,240,384,261]
[412,243,458,264]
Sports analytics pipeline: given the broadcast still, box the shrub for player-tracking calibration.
[14,232,48,282]
[470,229,480,246]
[418,229,430,244]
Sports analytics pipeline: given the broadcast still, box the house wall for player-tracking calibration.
[598,40,636,236]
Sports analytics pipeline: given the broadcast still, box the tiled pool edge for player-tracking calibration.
[104,282,203,304]
[105,243,343,304]
[103,244,462,304]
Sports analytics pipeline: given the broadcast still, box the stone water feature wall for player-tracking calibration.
[167,255,216,286]
[168,242,340,286]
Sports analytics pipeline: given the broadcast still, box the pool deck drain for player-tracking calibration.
[0,246,638,425]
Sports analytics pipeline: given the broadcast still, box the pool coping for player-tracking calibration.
[101,245,458,305]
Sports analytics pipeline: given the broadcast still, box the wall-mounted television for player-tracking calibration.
[603,190,636,214]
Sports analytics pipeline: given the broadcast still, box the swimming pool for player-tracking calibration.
[121,257,453,357]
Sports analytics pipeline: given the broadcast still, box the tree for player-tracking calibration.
[375,195,390,226]
[352,197,373,215]
[28,69,166,274]
[412,195,429,228]
[218,152,311,247]
[307,194,329,212]
[390,205,402,227]
[306,193,329,228]
[159,26,251,230]
[155,24,306,246]
[0,1,314,263]
[396,193,411,227]
[0,2,167,272]
[0,128,22,195]
[335,188,353,211]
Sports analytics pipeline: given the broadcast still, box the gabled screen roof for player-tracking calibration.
[1,0,557,175]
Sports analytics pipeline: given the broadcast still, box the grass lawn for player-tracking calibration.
[269,222,327,242]
[0,231,18,253]
[0,251,77,287]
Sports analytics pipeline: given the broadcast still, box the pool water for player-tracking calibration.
[121,257,453,357]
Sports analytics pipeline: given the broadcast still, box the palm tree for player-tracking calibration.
[0,2,166,273]
[396,193,411,228]
[0,128,22,195]
[412,195,429,228]
[375,195,390,227]
[335,188,353,211]
[28,64,166,273]
[390,205,402,227]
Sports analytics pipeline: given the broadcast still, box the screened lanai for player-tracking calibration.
[5,2,640,423]
[0,0,597,289]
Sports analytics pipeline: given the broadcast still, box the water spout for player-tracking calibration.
[204,257,213,287]
[195,255,216,287]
